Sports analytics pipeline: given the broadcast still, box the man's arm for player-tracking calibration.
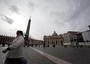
[2,47,10,53]
[2,36,24,53]
[9,36,24,49]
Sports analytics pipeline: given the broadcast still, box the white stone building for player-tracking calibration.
[82,30,90,42]
[63,31,79,43]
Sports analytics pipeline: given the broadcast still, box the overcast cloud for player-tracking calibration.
[9,5,19,14]
[0,0,90,40]
[0,14,14,24]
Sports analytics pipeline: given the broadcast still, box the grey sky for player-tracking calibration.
[9,5,19,14]
[0,14,14,24]
[0,0,90,40]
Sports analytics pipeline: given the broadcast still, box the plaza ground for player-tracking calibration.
[0,45,90,64]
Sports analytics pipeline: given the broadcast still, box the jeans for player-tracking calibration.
[4,57,27,64]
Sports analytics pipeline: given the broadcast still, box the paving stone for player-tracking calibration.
[35,46,90,64]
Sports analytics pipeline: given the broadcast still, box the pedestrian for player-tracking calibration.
[2,30,27,64]
[76,40,79,48]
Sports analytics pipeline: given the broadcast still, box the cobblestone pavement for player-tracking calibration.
[0,45,7,64]
[30,47,71,64]
[35,45,90,64]
[1,45,90,64]
[22,47,56,64]
[0,46,56,64]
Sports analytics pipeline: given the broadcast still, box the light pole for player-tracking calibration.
[88,25,90,42]
[88,25,90,30]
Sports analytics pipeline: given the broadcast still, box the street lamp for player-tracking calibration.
[88,25,90,42]
[88,25,90,30]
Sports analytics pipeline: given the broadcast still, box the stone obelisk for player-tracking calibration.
[24,17,31,46]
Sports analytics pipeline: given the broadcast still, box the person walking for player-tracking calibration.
[2,30,27,64]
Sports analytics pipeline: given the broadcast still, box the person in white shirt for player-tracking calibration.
[2,30,27,64]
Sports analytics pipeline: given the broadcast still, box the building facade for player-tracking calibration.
[29,38,43,46]
[82,30,90,42]
[0,34,43,47]
[63,31,83,43]
[43,31,64,45]
[0,35,15,46]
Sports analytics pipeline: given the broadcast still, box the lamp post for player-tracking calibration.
[88,25,90,42]
[88,25,90,30]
